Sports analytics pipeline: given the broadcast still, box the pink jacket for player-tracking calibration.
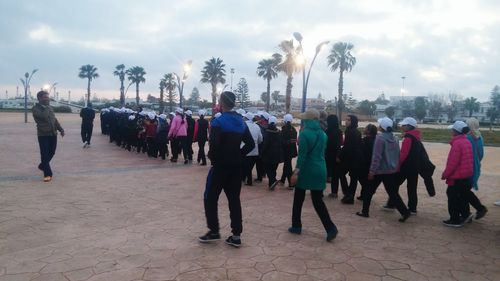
[442,134,473,186]
[168,114,187,139]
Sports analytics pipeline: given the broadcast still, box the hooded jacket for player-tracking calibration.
[168,114,187,139]
[442,134,473,186]
[370,132,400,175]
[296,119,328,190]
[339,115,363,169]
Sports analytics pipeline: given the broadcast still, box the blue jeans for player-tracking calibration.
[38,136,57,177]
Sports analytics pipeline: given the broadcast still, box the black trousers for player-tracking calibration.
[197,140,207,164]
[465,187,486,214]
[146,137,157,157]
[81,124,93,144]
[280,156,293,185]
[157,141,167,160]
[243,156,258,184]
[204,167,243,235]
[361,174,409,216]
[38,136,57,177]
[187,139,194,160]
[255,157,265,180]
[330,165,348,195]
[265,162,279,187]
[446,179,471,222]
[172,136,188,160]
[292,188,336,232]
[342,168,359,199]
[388,172,418,211]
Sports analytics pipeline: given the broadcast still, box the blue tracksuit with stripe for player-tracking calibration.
[204,111,254,236]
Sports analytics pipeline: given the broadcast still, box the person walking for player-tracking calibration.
[356,117,411,222]
[357,124,378,201]
[261,116,283,190]
[198,91,254,248]
[156,114,170,160]
[242,112,263,186]
[385,117,421,213]
[465,118,488,220]
[194,110,210,166]
[80,102,95,148]
[32,90,65,182]
[288,109,338,242]
[168,108,188,164]
[185,110,195,162]
[325,114,346,198]
[279,114,298,189]
[442,121,474,227]
[338,115,363,204]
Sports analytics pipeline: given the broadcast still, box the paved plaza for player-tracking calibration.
[0,112,499,281]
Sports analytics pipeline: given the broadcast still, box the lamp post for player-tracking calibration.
[230,68,235,91]
[174,60,192,109]
[293,32,329,113]
[20,69,38,123]
[401,76,406,99]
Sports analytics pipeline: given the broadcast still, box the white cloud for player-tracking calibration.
[29,24,61,44]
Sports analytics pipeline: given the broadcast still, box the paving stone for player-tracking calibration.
[347,257,386,276]
[31,273,69,281]
[143,266,178,280]
[227,268,261,280]
[272,256,307,274]
[63,267,94,281]
[261,271,299,281]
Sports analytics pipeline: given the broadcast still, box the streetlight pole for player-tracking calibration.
[175,60,192,109]
[401,76,406,99]
[20,69,38,123]
[230,68,235,91]
[293,32,329,113]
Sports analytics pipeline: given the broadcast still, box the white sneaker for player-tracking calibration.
[494,201,500,206]
[86,142,91,148]
[82,143,88,148]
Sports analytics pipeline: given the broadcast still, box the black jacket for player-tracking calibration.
[80,107,95,126]
[196,118,209,142]
[339,121,363,169]
[262,127,283,164]
[281,123,298,159]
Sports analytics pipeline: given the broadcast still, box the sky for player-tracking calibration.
[1,0,499,103]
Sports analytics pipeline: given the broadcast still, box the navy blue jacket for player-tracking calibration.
[208,111,254,168]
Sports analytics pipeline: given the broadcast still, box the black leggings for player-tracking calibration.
[292,188,336,232]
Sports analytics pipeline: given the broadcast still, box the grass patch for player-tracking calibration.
[417,128,500,146]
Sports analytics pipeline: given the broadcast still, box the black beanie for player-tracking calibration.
[220,91,236,109]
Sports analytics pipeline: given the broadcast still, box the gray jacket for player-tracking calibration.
[369,132,400,175]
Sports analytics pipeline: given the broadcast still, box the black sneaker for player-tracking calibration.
[269,180,279,191]
[198,231,221,243]
[225,236,241,248]
[461,213,474,224]
[341,197,354,204]
[356,211,369,218]
[382,204,395,211]
[328,193,338,198]
[410,209,417,215]
[442,219,463,228]
[475,207,488,220]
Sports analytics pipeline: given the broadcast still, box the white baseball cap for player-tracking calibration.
[262,112,271,120]
[268,116,277,124]
[185,110,192,116]
[198,110,206,116]
[175,107,183,114]
[399,117,417,127]
[128,115,136,121]
[378,117,393,130]
[448,121,468,133]
[159,114,167,120]
[236,108,246,116]
[244,112,254,121]
[283,114,293,123]
[214,112,222,118]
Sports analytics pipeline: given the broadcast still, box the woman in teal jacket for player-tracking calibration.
[288,109,338,242]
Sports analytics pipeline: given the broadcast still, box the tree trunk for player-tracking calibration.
[87,78,91,106]
[120,79,125,107]
[285,75,293,113]
[169,90,173,113]
[159,88,164,113]
[211,83,217,113]
[135,83,140,107]
[266,78,271,112]
[337,70,344,125]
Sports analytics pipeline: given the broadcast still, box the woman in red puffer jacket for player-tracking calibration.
[442,121,474,228]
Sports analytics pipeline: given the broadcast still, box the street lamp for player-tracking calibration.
[401,76,406,99]
[174,60,192,108]
[230,68,235,91]
[293,32,329,113]
[20,69,38,123]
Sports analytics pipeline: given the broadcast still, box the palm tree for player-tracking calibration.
[126,66,146,106]
[327,42,356,123]
[113,64,126,107]
[277,40,300,113]
[159,78,166,113]
[200,57,226,110]
[257,54,281,112]
[464,97,480,117]
[78,64,99,105]
[271,90,280,110]
[163,73,177,112]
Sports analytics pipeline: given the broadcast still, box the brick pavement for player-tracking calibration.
[0,112,499,281]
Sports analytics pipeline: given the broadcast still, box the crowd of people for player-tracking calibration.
[32,89,493,248]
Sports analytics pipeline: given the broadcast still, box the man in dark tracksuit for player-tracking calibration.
[199,91,254,248]
[32,91,65,182]
[80,103,95,148]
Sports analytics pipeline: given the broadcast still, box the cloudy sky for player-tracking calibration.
[1,0,499,103]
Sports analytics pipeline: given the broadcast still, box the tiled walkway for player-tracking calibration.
[0,113,499,281]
